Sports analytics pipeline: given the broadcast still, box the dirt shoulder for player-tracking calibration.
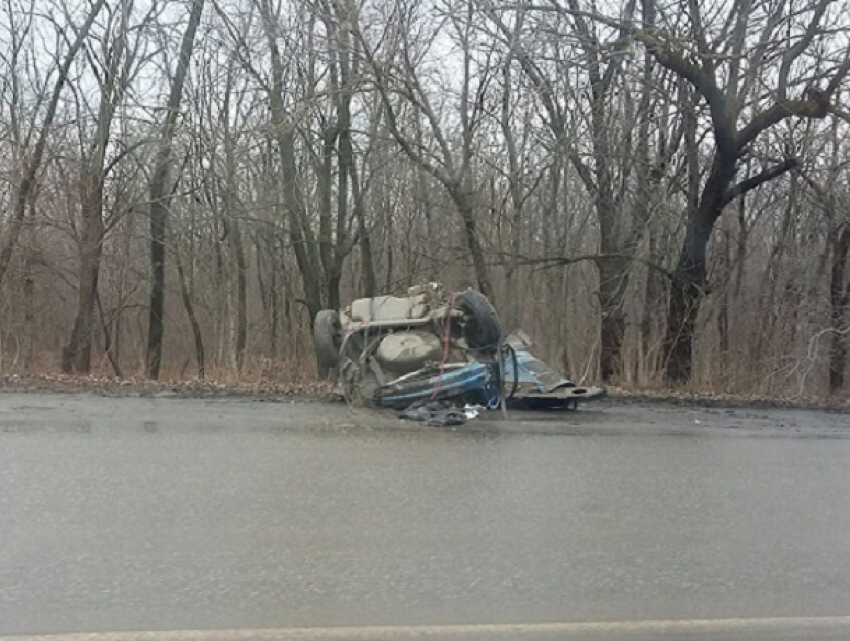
[606,387,850,413]
[0,373,341,402]
[1,387,848,440]
[1,373,848,413]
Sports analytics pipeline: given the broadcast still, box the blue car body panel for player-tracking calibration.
[373,362,497,409]
[502,348,575,392]
[374,342,604,411]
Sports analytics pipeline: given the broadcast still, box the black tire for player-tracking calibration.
[314,309,342,378]
[454,289,501,351]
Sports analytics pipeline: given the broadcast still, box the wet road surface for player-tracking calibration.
[0,393,849,639]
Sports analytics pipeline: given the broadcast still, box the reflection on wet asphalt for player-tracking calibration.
[0,393,848,635]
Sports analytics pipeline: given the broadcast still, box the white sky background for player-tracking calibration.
[0,0,848,203]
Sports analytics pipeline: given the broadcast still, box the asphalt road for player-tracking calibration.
[1,392,849,640]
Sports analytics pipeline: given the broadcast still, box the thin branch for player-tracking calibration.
[737,95,831,149]
[515,252,676,280]
[721,157,798,207]
[778,0,831,100]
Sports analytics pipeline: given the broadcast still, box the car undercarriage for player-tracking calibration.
[314,283,605,412]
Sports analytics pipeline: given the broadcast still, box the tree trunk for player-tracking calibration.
[339,94,376,299]
[64,180,105,373]
[235,229,247,372]
[23,275,34,369]
[384,210,394,293]
[258,0,327,325]
[717,225,731,364]
[595,143,626,382]
[147,181,167,379]
[829,222,850,393]
[95,292,122,377]
[222,97,247,374]
[750,188,794,365]
[175,237,205,379]
[145,0,204,379]
[598,256,628,382]
[664,155,737,383]
[224,219,247,373]
[317,128,336,309]
[591,106,626,382]
[256,233,279,357]
[450,185,493,300]
[355,200,376,297]
[270,242,280,356]
[640,230,664,379]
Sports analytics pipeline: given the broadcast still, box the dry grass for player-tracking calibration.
[606,384,850,412]
[1,348,847,411]
[0,355,339,399]
[1,369,847,413]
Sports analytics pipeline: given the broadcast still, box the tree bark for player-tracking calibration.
[829,222,850,393]
[175,236,205,379]
[664,156,737,382]
[222,216,247,373]
[598,256,628,381]
[64,178,105,373]
[257,0,322,324]
[145,0,205,379]
[221,82,247,374]
[64,0,131,374]
[450,184,494,300]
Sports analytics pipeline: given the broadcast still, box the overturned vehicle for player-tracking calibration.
[314,283,605,411]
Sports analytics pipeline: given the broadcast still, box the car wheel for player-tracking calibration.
[454,289,501,351]
[314,309,342,378]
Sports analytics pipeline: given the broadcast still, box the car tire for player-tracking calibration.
[454,289,501,351]
[314,309,342,378]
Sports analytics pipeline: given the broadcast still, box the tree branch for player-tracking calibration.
[827,47,850,96]
[515,252,675,280]
[778,0,831,101]
[737,94,831,149]
[721,157,798,207]
[632,30,736,156]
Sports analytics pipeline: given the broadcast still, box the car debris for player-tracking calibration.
[314,283,606,416]
[501,330,607,410]
[398,400,482,426]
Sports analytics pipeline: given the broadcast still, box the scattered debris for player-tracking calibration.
[399,400,470,426]
[398,401,486,426]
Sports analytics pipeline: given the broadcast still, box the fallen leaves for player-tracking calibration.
[0,372,344,401]
[1,372,846,412]
[606,386,850,412]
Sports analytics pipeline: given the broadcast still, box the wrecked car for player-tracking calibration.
[314,283,605,411]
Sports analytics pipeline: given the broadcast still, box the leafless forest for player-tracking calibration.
[0,0,848,396]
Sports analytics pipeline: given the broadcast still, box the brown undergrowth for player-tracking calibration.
[1,369,847,412]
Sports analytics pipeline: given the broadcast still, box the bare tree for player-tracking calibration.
[63,0,148,373]
[797,122,850,393]
[357,0,498,299]
[1,0,849,397]
[633,0,850,382]
[520,0,850,383]
[0,0,109,289]
[482,0,674,381]
[146,0,205,380]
